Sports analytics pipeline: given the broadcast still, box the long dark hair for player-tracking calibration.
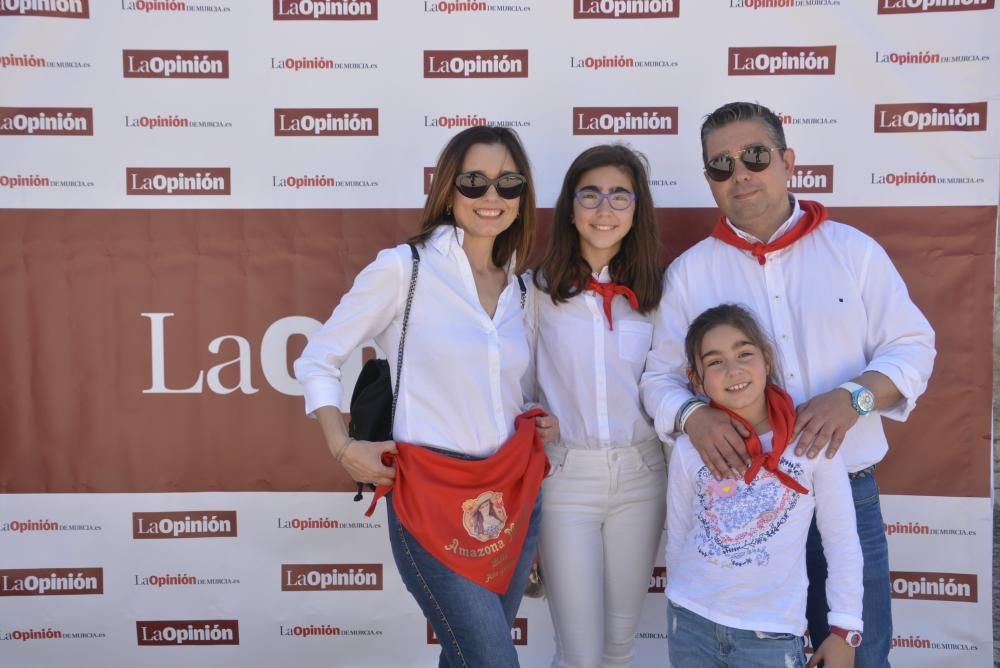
[684,304,780,388]
[536,144,662,312]
[408,126,536,273]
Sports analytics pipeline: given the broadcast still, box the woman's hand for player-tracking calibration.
[338,439,398,487]
[535,414,560,445]
[313,406,398,486]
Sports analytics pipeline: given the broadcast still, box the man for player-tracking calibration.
[641,101,936,667]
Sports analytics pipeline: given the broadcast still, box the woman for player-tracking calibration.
[294,126,557,668]
[531,144,666,667]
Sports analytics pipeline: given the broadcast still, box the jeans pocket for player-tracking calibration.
[543,445,567,479]
[638,441,668,474]
[852,474,880,507]
[753,630,798,640]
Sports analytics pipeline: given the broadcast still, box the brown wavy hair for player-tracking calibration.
[536,144,662,312]
[684,303,780,389]
[409,126,536,273]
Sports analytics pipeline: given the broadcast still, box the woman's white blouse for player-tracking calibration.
[294,225,531,458]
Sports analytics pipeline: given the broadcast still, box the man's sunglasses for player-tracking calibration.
[454,171,527,199]
[704,145,784,182]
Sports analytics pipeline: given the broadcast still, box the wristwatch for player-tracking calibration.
[839,382,875,417]
[829,626,863,648]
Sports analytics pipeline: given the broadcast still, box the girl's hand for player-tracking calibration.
[338,439,398,487]
[806,635,855,668]
[535,414,560,445]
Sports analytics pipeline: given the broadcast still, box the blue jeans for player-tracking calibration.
[387,492,541,668]
[806,472,891,667]
[667,599,806,667]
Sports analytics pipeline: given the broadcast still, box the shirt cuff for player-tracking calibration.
[827,611,864,633]
[863,358,922,422]
[653,395,685,441]
[300,378,345,417]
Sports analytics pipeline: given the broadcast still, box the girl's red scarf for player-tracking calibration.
[710,199,828,266]
[585,277,638,330]
[710,385,809,494]
[365,409,549,594]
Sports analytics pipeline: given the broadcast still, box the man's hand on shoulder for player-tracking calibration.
[793,388,859,459]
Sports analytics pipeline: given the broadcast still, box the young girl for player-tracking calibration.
[666,304,863,668]
[532,144,666,667]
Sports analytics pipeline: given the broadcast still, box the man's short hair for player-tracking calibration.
[700,102,787,165]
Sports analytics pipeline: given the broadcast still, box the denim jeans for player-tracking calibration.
[387,492,541,668]
[806,472,891,667]
[667,599,806,667]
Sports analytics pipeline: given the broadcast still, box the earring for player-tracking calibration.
[446,205,452,218]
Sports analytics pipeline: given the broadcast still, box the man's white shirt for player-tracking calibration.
[640,198,936,472]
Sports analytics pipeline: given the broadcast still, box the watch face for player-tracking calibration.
[847,631,863,647]
[856,389,876,414]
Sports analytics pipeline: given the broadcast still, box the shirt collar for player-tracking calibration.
[591,265,613,283]
[425,223,518,279]
[426,223,463,256]
[726,195,802,245]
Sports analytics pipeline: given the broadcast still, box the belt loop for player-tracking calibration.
[848,465,876,481]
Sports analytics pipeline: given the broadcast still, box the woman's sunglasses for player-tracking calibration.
[454,171,527,199]
[704,145,784,182]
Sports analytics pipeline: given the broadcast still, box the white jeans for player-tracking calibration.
[539,439,667,668]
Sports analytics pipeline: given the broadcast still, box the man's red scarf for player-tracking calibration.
[365,409,549,594]
[710,199,828,265]
[585,277,638,330]
[710,385,809,494]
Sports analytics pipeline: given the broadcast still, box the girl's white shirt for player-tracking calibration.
[529,267,658,449]
[666,431,864,635]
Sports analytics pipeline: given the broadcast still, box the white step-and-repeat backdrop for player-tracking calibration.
[1,1,997,666]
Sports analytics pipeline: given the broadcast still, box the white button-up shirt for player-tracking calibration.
[640,199,936,472]
[530,268,658,450]
[294,225,530,457]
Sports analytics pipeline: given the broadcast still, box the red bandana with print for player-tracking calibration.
[365,409,549,593]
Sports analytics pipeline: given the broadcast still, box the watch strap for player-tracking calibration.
[829,625,862,647]
[838,381,873,416]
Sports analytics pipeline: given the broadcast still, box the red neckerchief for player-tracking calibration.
[365,409,549,594]
[585,277,638,331]
[710,385,809,494]
[710,199,828,266]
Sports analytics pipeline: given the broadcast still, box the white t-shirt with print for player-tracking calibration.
[665,431,863,635]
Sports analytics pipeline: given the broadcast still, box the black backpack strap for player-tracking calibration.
[516,274,526,310]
